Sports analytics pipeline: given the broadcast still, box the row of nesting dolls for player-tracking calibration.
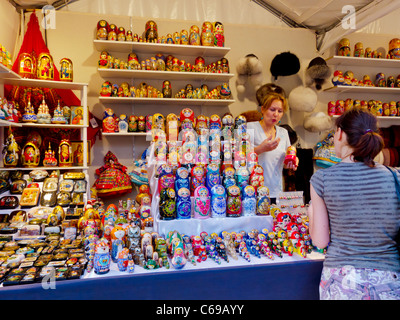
[96,19,225,47]
[328,99,400,117]
[99,50,229,74]
[100,80,230,100]
[338,38,400,59]
[158,161,269,220]
[332,70,400,87]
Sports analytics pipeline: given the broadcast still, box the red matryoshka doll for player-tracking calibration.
[354,42,364,57]
[58,139,73,167]
[158,163,175,192]
[102,108,117,133]
[193,185,210,219]
[226,185,242,217]
[195,56,205,72]
[107,24,117,41]
[249,164,264,192]
[127,52,140,70]
[213,21,224,47]
[180,107,195,130]
[338,38,351,56]
[389,38,400,59]
[390,101,398,116]
[117,27,126,41]
[126,30,133,41]
[201,21,214,46]
[37,53,54,80]
[59,58,73,82]
[335,100,344,115]
[190,165,206,196]
[100,81,112,97]
[145,20,158,43]
[189,25,201,46]
[98,51,109,69]
[18,53,36,78]
[96,19,109,40]
[209,114,222,131]
[284,146,297,167]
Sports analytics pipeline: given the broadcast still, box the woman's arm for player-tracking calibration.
[308,184,330,249]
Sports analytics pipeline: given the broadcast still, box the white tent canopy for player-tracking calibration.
[8,0,400,53]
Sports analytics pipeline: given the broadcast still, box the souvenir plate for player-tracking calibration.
[42,177,59,192]
[29,170,48,182]
[40,191,57,207]
[20,188,41,207]
[9,210,26,223]
[56,192,71,207]
[0,196,19,209]
[10,179,27,194]
[73,180,86,193]
[59,180,74,193]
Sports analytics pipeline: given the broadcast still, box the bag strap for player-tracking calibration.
[385,165,400,201]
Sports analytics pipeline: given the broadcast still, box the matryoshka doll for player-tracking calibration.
[100,80,112,96]
[210,184,226,218]
[242,185,256,216]
[194,185,210,219]
[206,163,221,192]
[107,24,117,41]
[162,80,172,98]
[58,139,72,167]
[189,25,201,46]
[235,165,249,192]
[93,238,111,274]
[180,29,189,45]
[176,187,191,219]
[194,56,205,72]
[102,108,117,132]
[201,21,214,46]
[190,165,206,196]
[389,38,400,59]
[354,42,364,57]
[110,225,126,262]
[157,163,175,192]
[226,185,242,217]
[145,20,158,43]
[213,21,224,47]
[175,167,190,191]
[338,38,351,56]
[96,19,109,40]
[117,27,126,41]
[249,164,264,192]
[256,186,270,215]
[222,166,236,189]
[284,146,297,167]
[159,187,176,220]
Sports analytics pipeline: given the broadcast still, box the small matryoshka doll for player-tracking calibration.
[338,38,351,56]
[344,98,353,112]
[222,166,236,190]
[180,29,189,45]
[235,165,249,192]
[389,38,400,59]
[249,164,264,192]
[234,114,247,140]
[158,163,175,192]
[201,21,214,46]
[102,108,116,132]
[283,146,297,167]
[210,184,226,218]
[93,238,111,275]
[145,20,158,43]
[354,42,364,57]
[96,19,109,40]
[335,100,344,115]
[390,101,398,116]
[107,24,117,41]
[162,80,172,98]
[176,187,191,219]
[159,187,177,220]
[206,163,221,192]
[189,25,201,46]
[375,73,386,87]
[213,21,224,47]
[194,185,211,219]
[58,139,72,167]
[194,56,206,72]
[242,185,256,217]
[226,185,242,217]
[256,186,271,215]
[180,107,195,131]
[138,115,146,132]
[190,165,206,196]
[175,167,190,190]
[117,27,126,41]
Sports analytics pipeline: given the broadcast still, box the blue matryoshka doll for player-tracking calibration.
[242,185,256,216]
[210,184,226,218]
[176,187,191,219]
[256,186,271,215]
[222,166,236,189]
[175,167,190,191]
[206,163,221,192]
[158,163,175,193]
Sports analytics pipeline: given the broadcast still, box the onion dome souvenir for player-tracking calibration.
[107,24,117,41]
[96,19,109,40]
[145,20,158,43]
[43,143,57,167]
[51,101,67,124]
[18,53,36,78]
[36,53,54,80]
[22,98,37,123]
[389,38,400,59]
[36,98,51,124]
[59,58,73,82]
[58,139,73,167]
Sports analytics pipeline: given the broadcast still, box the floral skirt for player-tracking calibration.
[320,266,400,300]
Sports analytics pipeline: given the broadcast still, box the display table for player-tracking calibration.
[0,251,324,300]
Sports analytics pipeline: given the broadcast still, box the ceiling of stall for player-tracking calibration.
[7,0,400,53]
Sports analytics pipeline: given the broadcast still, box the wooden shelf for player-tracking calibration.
[0,64,20,79]
[1,77,88,90]
[326,55,400,68]
[324,85,400,94]
[102,131,151,137]
[0,166,89,171]
[94,39,231,57]
[98,68,234,82]
[99,96,235,106]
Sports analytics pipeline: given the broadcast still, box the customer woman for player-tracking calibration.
[309,108,400,300]
[247,88,298,204]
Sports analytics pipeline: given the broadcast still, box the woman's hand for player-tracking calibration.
[256,136,280,154]
[284,156,299,171]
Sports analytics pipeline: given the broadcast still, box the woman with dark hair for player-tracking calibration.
[308,108,400,300]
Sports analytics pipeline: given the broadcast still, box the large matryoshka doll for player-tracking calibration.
[201,21,214,46]
[93,237,111,274]
[210,184,226,218]
[226,185,242,217]
[159,187,176,220]
[96,19,109,40]
[145,20,158,43]
[338,38,351,56]
[180,107,195,130]
[256,186,271,215]
[190,165,206,196]
[175,167,190,191]
[176,187,191,219]
[189,25,201,46]
[157,163,175,192]
[110,225,126,262]
[213,21,224,47]
[102,108,117,133]
[206,163,221,192]
[193,185,210,219]
[222,166,236,190]
[242,185,256,217]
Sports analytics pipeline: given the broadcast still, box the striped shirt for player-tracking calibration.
[310,162,400,272]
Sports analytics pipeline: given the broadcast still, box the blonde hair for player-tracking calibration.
[261,92,288,113]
